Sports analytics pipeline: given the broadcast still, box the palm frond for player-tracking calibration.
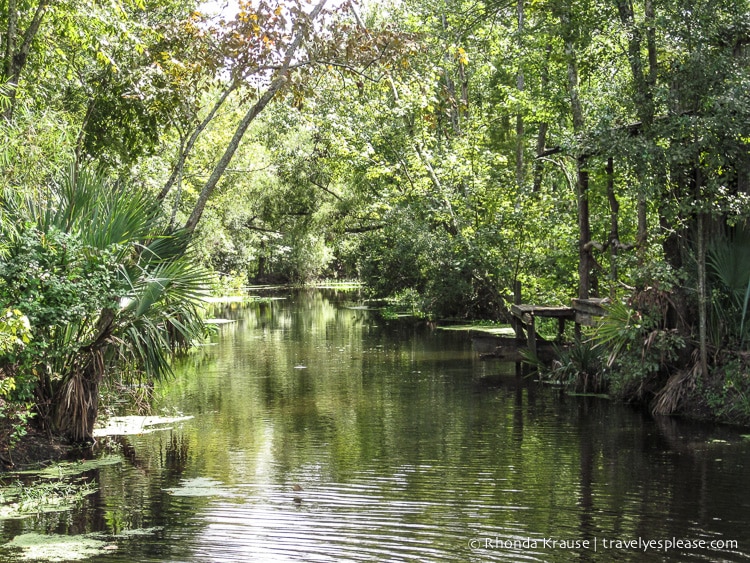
[707,229,750,294]
[708,226,750,345]
[134,320,173,379]
[593,299,639,367]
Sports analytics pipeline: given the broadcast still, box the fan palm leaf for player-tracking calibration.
[707,227,750,345]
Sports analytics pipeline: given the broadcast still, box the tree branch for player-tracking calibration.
[158,82,238,202]
[344,224,383,233]
[183,0,328,233]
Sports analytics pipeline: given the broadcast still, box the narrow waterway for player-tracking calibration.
[2,289,749,562]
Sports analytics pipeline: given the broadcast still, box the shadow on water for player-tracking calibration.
[1,288,749,562]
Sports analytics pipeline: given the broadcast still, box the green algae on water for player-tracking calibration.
[163,477,236,497]
[0,480,98,520]
[21,455,124,479]
[2,533,116,561]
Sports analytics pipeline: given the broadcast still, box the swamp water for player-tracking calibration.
[1,289,749,562]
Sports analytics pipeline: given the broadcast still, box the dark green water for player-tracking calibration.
[2,289,749,562]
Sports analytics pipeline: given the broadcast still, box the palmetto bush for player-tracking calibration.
[0,168,209,442]
[594,293,685,403]
[707,226,750,349]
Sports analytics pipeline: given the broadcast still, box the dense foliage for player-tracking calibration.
[0,169,210,442]
[1,0,750,449]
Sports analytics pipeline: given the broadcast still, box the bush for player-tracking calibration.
[357,213,507,319]
[594,291,686,400]
[357,214,428,299]
[548,338,604,393]
[696,356,750,424]
[0,308,33,450]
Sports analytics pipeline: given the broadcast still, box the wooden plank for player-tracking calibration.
[510,304,575,319]
[571,298,608,316]
[572,298,607,326]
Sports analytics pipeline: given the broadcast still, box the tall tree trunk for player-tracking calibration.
[532,45,551,193]
[458,58,468,118]
[661,160,685,270]
[158,83,238,203]
[636,193,648,261]
[74,96,99,177]
[606,157,619,298]
[440,13,460,135]
[560,8,591,299]
[4,0,19,81]
[695,168,708,378]
[184,80,286,233]
[577,158,591,299]
[616,0,657,261]
[532,123,547,193]
[183,0,328,234]
[515,0,525,189]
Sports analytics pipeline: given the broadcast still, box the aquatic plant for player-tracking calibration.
[0,478,97,519]
[163,477,236,497]
[2,533,114,561]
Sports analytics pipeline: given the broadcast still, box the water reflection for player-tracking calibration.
[1,289,749,562]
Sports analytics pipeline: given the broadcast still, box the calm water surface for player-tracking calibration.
[2,289,749,562]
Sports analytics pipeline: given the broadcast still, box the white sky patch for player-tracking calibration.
[200,0,239,20]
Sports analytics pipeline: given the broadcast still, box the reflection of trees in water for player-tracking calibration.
[95,290,750,562]
[162,432,190,476]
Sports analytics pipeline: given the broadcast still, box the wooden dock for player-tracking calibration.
[510,304,574,357]
[505,298,608,360]
[474,281,610,363]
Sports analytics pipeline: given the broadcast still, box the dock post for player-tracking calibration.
[527,313,537,358]
[513,281,523,376]
[512,281,525,340]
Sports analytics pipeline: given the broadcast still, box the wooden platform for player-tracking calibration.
[508,299,609,359]
[510,304,576,320]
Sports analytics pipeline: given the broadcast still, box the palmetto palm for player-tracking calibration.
[707,227,750,348]
[1,167,209,441]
